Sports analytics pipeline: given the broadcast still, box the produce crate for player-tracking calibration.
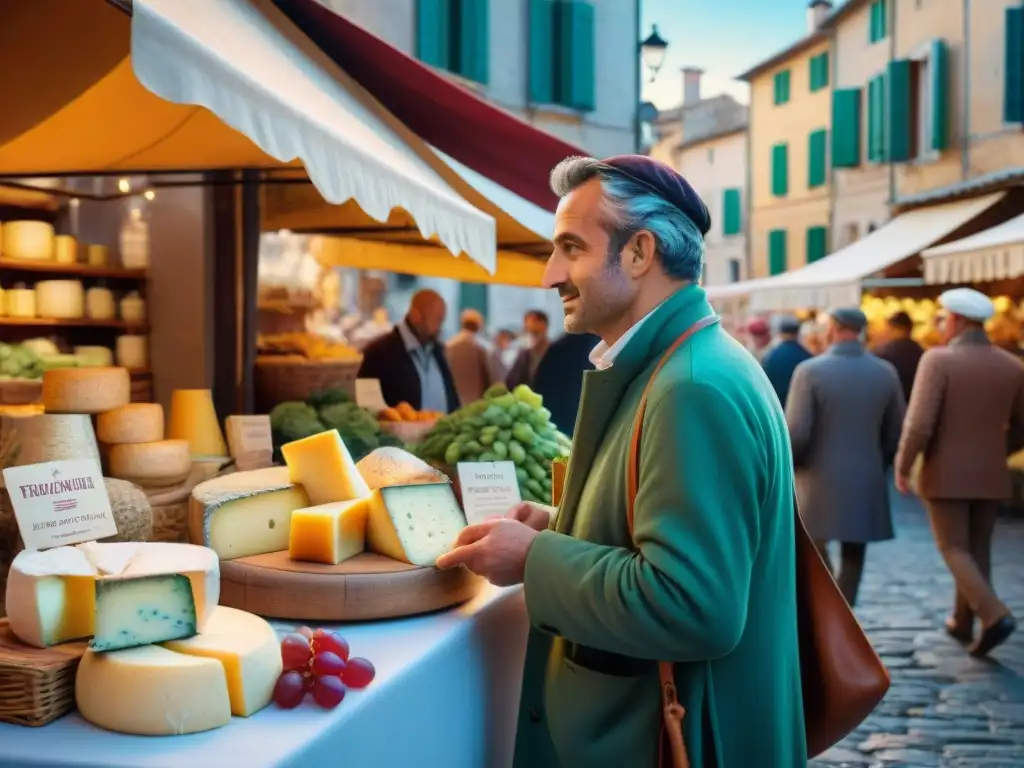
[254,356,360,413]
[0,620,86,726]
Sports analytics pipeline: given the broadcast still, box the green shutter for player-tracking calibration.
[459,282,489,316]
[768,230,788,275]
[722,189,742,236]
[774,70,791,105]
[831,88,862,167]
[868,74,887,162]
[929,39,948,151]
[806,226,828,264]
[1005,8,1024,122]
[868,1,878,43]
[888,59,912,162]
[808,129,827,188]
[555,1,595,111]
[771,143,789,196]
[879,0,888,40]
[810,53,830,92]
[458,0,490,83]
[417,0,451,68]
[528,0,555,103]
[869,0,887,43]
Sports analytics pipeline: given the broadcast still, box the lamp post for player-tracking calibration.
[635,24,669,152]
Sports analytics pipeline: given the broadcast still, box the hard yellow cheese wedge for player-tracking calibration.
[289,498,370,565]
[281,429,370,506]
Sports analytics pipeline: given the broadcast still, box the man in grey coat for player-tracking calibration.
[786,307,906,606]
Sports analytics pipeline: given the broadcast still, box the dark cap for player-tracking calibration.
[601,155,712,235]
[887,311,913,330]
[773,314,802,335]
[827,307,867,333]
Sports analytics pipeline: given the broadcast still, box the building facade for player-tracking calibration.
[741,0,834,278]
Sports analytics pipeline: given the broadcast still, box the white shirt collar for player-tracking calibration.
[397,319,432,353]
[589,307,660,371]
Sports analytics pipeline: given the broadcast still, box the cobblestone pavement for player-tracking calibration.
[810,490,1024,767]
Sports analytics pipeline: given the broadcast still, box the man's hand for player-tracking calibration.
[435,518,539,586]
[895,473,911,495]
[504,501,555,532]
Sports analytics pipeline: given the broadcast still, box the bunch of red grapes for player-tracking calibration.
[273,626,376,709]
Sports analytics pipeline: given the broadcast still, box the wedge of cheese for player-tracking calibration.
[90,574,197,652]
[356,446,448,490]
[282,430,369,505]
[76,645,232,736]
[289,498,369,565]
[366,483,468,567]
[6,542,219,648]
[189,467,309,560]
[162,606,281,717]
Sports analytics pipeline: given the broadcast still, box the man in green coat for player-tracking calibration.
[437,155,805,767]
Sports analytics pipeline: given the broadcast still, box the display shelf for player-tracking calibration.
[0,317,148,331]
[0,259,146,280]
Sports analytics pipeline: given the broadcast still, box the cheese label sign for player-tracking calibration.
[456,461,522,525]
[3,458,116,550]
[355,379,388,415]
[225,415,273,471]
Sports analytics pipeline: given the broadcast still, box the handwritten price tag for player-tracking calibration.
[225,415,273,471]
[456,461,522,525]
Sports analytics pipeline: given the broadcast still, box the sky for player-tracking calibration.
[639,0,849,109]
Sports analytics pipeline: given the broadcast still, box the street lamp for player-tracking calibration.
[640,25,669,82]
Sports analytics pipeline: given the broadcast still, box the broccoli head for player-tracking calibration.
[308,388,352,410]
[269,401,325,443]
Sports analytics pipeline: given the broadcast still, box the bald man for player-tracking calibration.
[358,290,460,413]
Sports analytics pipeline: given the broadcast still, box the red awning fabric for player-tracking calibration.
[275,0,584,213]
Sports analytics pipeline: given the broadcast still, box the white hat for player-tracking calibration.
[939,287,995,321]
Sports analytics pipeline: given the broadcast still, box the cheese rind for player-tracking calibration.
[356,446,448,490]
[366,483,468,566]
[282,430,370,505]
[189,467,309,560]
[41,367,130,414]
[108,439,191,487]
[289,499,369,565]
[90,574,197,652]
[96,403,164,444]
[75,645,232,736]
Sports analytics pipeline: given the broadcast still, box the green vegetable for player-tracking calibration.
[308,388,352,409]
[444,442,461,465]
[508,440,526,465]
[511,422,536,445]
[492,440,509,460]
[269,402,324,443]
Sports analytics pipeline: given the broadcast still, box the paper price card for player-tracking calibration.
[226,415,273,471]
[355,379,388,415]
[456,461,522,525]
[3,458,116,550]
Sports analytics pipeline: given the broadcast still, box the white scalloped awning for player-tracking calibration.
[131,0,496,270]
[922,212,1024,284]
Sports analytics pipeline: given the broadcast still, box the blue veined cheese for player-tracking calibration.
[366,482,468,566]
[90,574,197,652]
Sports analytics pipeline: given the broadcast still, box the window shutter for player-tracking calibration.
[867,76,883,162]
[768,230,788,275]
[556,1,596,111]
[806,226,828,264]
[528,0,555,103]
[774,72,782,104]
[771,143,789,196]
[458,0,490,83]
[929,39,949,150]
[887,59,912,162]
[810,53,830,92]
[831,88,861,167]
[459,282,489,316]
[722,189,742,236]
[1005,8,1024,123]
[808,129,827,187]
[417,0,451,69]
[869,1,878,43]
[774,71,791,105]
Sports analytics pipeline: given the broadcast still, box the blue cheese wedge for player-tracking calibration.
[365,482,468,567]
[90,574,198,652]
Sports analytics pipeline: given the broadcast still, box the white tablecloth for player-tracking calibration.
[0,586,528,768]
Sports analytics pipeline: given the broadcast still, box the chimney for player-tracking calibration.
[807,0,832,33]
[682,67,704,105]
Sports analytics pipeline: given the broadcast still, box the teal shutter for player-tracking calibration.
[868,1,878,43]
[869,0,887,43]
[557,1,596,111]
[774,71,791,105]
[879,0,888,39]
[771,143,789,196]
[458,0,490,83]
[831,88,862,167]
[768,230,788,275]
[806,226,828,264]
[722,189,741,235]
[810,53,830,92]
[528,0,555,103]
[887,59,912,162]
[417,0,451,68]
[459,282,489,316]
[868,74,887,162]
[1005,7,1024,122]
[929,39,948,150]
[808,129,827,187]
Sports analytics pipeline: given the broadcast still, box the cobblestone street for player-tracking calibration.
[811,491,1024,767]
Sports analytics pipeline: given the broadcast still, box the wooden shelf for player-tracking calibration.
[0,258,146,280]
[0,317,148,331]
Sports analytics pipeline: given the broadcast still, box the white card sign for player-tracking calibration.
[2,459,116,550]
[225,415,274,471]
[355,379,389,414]
[456,461,522,525]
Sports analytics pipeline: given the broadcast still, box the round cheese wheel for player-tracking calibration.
[97,404,164,444]
[108,439,191,488]
[42,367,131,414]
[3,221,54,261]
[35,280,85,319]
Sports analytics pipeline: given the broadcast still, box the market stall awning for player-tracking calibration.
[704,278,776,303]
[0,0,496,269]
[922,212,1024,284]
[741,192,1006,311]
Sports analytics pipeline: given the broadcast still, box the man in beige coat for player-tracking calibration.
[445,309,497,405]
[895,287,1022,657]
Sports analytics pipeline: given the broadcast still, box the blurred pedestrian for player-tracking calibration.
[488,328,517,381]
[506,309,550,389]
[446,309,498,405]
[895,288,1023,656]
[530,332,598,436]
[761,314,812,406]
[745,317,771,363]
[787,307,906,606]
[874,310,924,404]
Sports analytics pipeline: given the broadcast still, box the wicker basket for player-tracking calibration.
[254,356,361,412]
[0,620,86,726]
[378,419,438,446]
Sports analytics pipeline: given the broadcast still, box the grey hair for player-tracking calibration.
[549,155,705,281]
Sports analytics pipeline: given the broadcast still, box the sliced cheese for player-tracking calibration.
[282,429,370,506]
[76,645,232,736]
[108,439,191,487]
[366,483,468,567]
[96,403,164,444]
[356,446,448,490]
[90,573,197,652]
[41,367,130,414]
[289,498,369,565]
[167,389,228,459]
[189,467,309,560]
[162,606,281,717]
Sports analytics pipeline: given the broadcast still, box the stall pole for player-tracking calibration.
[240,169,260,414]
[211,171,240,421]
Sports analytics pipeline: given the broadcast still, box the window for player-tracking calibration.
[888,40,949,162]
[728,259,741,283]
[528,0,596,111]
[417,0,490,84]
[806,226,828,264]
[771,143,789,197]
[808,129,828,188]
[722,189,742,236]
[831,88,862,167]
[869,0,888,44]
[809,52,830,92]
[1006,6,1024,122]
[867,73,887,163]
[768,230,788,275]
[774,70,791,105]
